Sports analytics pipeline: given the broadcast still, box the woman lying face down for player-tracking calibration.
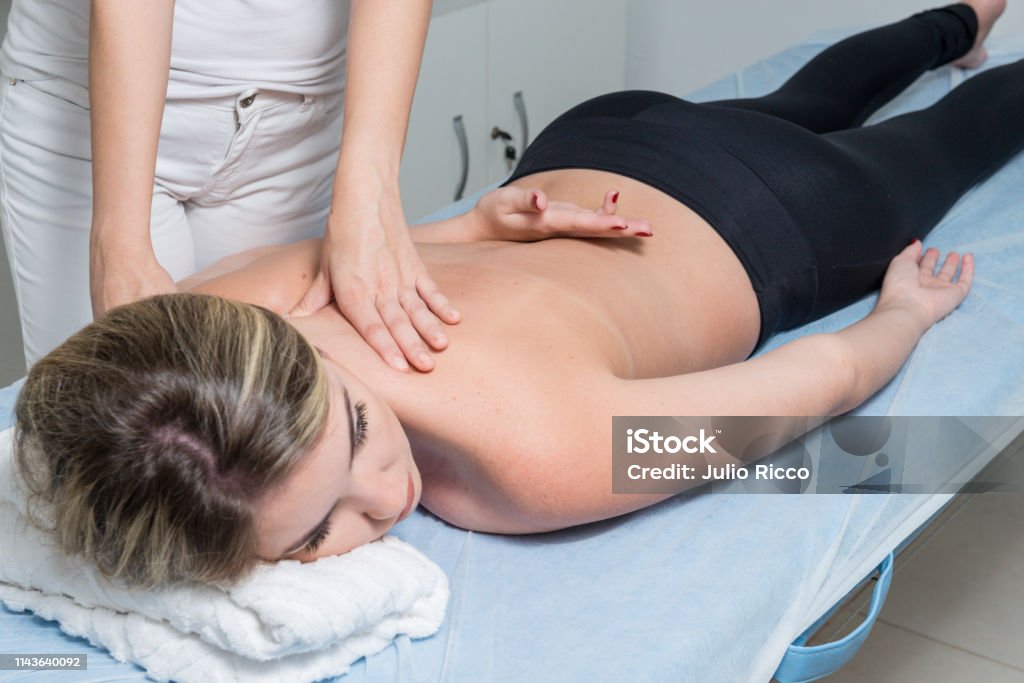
[9,176,976,589]
[253,343,423,563]
[12,183,659,589]
[12,187,657,587]
[12,0,1020,587]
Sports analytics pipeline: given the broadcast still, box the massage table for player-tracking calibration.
[2,27,1023,683]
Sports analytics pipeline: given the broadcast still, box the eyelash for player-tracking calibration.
[302,402,368,554]
[354,400,368,448]
[304,519,331,554]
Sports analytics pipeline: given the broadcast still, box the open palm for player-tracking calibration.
[878,240,974,326]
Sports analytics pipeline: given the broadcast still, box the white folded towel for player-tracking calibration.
[0,427,449,683]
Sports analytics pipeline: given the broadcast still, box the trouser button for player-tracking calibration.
[240,94,256,108]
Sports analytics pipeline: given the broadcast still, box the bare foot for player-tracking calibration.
[953,0,1007,69]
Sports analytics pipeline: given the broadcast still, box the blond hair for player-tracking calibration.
[13,293,329,589]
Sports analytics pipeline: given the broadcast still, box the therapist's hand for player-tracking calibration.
[288,192,460,373]
[475,186,653,241]
[90,238,177,318]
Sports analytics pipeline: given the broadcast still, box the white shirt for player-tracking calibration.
[0,0,350,107]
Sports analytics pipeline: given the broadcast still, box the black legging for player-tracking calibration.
[505,4,1024,350]
[706,3,1024,324]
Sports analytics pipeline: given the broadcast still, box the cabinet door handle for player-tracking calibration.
[453,115,469,201]
[513,91,529,158]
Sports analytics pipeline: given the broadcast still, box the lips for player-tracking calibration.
[397,473,415,523]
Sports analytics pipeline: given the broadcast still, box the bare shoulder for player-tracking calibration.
[417,343,845,535]
[180,239,323,314]
[411,359,616,534]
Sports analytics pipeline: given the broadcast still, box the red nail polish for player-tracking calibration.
[611,225,627,230]
[611,191,620,203]
[637,231,653,237]
[532,193,541,210]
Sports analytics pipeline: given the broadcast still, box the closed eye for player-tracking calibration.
[354,401,368,449]
[303,518,331,554]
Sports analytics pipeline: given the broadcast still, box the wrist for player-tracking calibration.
[90,228,155,263]
[335,150,401,193]
[91,210,151,239]
[873,297,932,333]
[329,174,403,226]
[449,209,488,241]
[462,206,491,240]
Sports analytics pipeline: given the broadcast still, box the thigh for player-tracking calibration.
[150,187,196,282]
[187,91,343,270]
[686,101,923,326]
[0,78,199,363]
[759,129,920,324]
[805,60,1024,321]
[0,77,94,365]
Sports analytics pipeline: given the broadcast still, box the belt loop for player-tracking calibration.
[300,94,313,112]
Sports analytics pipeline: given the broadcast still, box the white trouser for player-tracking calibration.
[0,74,344,366]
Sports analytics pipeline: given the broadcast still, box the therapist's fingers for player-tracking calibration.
[416,275,461,329]
[340,292,412,372]
[376,296,434,372]
[403,291,449,353]
[288,270,333,318]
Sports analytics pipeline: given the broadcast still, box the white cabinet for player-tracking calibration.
[400,4,490,220]
[484,0,628,184]
[400,0,627,220]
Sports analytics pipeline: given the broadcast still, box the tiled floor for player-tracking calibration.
[813,436,1024,683]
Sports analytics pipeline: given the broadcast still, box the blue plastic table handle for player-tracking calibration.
[773,552,895,683]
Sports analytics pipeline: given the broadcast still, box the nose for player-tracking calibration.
[354,473,408,522]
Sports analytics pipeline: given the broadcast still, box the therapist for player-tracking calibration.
[0,0,457,372]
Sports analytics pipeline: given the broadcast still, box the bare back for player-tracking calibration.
[192,169,767,530]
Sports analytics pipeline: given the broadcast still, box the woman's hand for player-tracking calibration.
[473,186,653,242]
[876,239,974,326]
[295,0,443,373]
[288,194,460,373]
[90,239,177,318]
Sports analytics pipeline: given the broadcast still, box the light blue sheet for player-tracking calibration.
[2,29,1024,683]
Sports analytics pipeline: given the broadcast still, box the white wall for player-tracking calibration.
[626,0,1024,94]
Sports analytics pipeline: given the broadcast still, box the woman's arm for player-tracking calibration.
[409,213,486,244]
[177,189,651,306]
[493,242,974,531]
[332,0,429,198]
[290,0,452,374]
[604,242,971,415]
[88,0,177,316]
